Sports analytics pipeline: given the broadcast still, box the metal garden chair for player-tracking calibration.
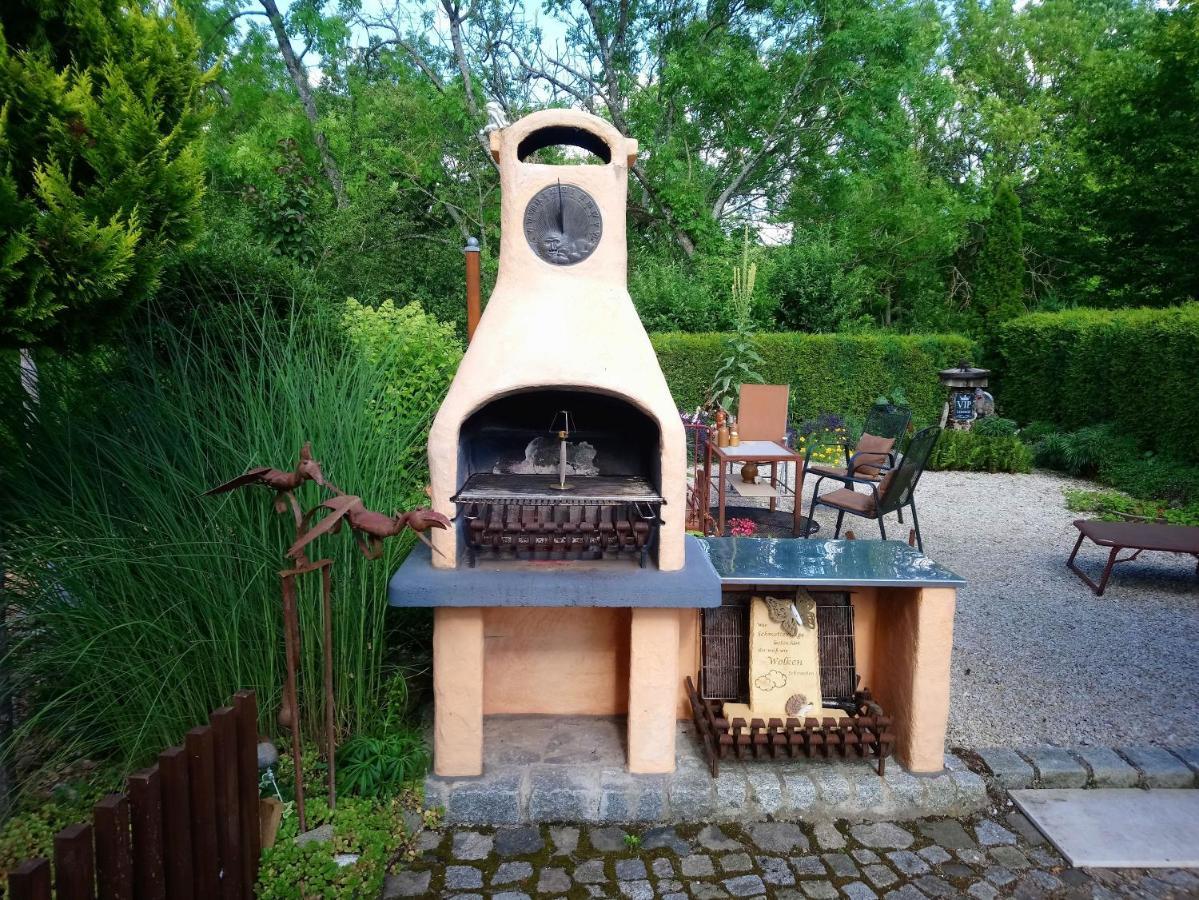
[805,426,941,551]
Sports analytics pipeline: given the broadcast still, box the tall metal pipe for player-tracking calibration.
[464,236,481,341]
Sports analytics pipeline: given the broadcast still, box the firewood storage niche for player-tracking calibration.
[452,388,665,567]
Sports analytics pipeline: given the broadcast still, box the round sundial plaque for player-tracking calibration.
[523,182,603,265]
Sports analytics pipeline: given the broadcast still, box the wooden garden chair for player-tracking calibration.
[805,426,941,551]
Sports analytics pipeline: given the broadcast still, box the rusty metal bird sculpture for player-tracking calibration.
[205,442,332,527]
[288,494,450,561]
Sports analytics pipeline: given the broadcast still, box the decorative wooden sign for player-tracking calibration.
[747,592,822,718]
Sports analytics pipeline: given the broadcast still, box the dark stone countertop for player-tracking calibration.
[388,535,723,608]
[697,537,966,588]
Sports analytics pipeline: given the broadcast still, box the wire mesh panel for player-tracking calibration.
[701,599,748,701]
[815,591,856,703]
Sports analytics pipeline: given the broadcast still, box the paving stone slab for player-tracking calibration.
[1027,747,1088,788]
[724,873,768,896]
[1119,746,1196,788]
[617,880,653,900]
[813,822,845,850]
[445,865,484,889]
[573,859,607,884]
[651,857,674,878]
[641,826,690,855]
[614,858,647,880]
[452,831,492,861]
[493,861,534,884]
[681,853,716,877]
[790,855,826,876]
[842,883,878,900]
[987,845,1029,870]
[720,851,754,872]
[549,825,579,855]
[495,826,544,856]
[588,826,629,853]
[975,747,1030,786]
[1076,747,1139,788]
[536,867,571,893]
[759,855,795,885]
[852,848,880,864]
[381,871,430,898]
[823,852,859,878]
[1011,788,1199,867]
[863,864,898,888]
[917,846,950,865]
[800,881,837,899]
[887,850,929,877]
[851,823,914,849]
[698,823,743,851]
[748,821,808,853]
[918,820,976,849]
[973,819,1016,847]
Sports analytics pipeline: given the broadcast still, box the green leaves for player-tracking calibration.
[0,0,211,350]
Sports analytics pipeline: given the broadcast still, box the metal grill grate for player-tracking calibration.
[700,600,748,701]
[815,592,857,704]
[700,590,857,705]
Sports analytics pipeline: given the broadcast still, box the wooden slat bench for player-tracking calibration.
[1067,519,1199,596]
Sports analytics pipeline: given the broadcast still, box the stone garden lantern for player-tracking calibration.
[938,360,992,430]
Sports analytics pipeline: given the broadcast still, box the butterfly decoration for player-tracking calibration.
[764,591,817,637]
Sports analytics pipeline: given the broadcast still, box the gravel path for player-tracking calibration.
[723,467,1199,748]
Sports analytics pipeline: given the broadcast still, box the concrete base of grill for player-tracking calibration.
[422,715,987,825]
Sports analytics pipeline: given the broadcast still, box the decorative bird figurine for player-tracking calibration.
[288,494,450,561]
[205,443,330,526]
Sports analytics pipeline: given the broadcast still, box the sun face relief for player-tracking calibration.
[523,182,603,265]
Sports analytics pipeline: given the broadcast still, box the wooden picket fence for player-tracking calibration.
[7,690,262,900]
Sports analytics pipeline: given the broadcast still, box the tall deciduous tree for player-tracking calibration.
[0,0,212,350]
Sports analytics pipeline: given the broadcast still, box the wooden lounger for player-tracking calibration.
[1067,519,1199,596]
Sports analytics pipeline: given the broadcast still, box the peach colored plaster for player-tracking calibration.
[870,586,956,773]
[433,607,485,777]
[627,608,681,773]
[482,608,631,715]
[426,109,686,571]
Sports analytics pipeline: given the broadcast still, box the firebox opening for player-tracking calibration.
[452,389,664,567]
[517,125,612,164]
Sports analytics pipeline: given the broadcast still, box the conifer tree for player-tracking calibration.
[973,179,1026,329]
[0,0,211,350]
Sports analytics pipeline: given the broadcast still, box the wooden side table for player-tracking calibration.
[706,440,806,536]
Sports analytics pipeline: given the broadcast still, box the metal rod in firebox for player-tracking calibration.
[550,410,573,491]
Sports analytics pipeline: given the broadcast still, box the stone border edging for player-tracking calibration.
[425,755,989,826]
[975,745,1199,791]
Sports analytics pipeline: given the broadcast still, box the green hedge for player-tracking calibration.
[995,304,1199,463]
[650,332,976,425]
[928,430,1033,473]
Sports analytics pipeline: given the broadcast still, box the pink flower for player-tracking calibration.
[728,517,758,537]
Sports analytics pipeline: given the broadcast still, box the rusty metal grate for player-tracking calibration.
[701,598,748,701]
[700,590,857,706]
[815,592,856,704]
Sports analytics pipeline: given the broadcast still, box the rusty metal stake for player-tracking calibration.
[320,562,336,812]
[465,237,481,341]
[280,572,306,832]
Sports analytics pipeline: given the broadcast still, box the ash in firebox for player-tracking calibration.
[493,437,599,476]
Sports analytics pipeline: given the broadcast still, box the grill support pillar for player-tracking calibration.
[433,607,485,776]
[627,608,680,773]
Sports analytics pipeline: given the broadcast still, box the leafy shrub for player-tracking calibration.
[994,304,1199,463]
[256,796,396,899]
[0,0,212,350]
[337,730,431,799]
[1017,420,1059,444]
[1064,489,1199,527]
[652,332,975,424]
[0,294,456,783]
[928,429,1033,473]
[972,416,1019,437]
[1032,424,1124,477]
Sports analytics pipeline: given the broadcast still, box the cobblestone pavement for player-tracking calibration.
[383,809,1198,899]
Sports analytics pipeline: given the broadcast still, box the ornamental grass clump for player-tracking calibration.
[0,295,461,787]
